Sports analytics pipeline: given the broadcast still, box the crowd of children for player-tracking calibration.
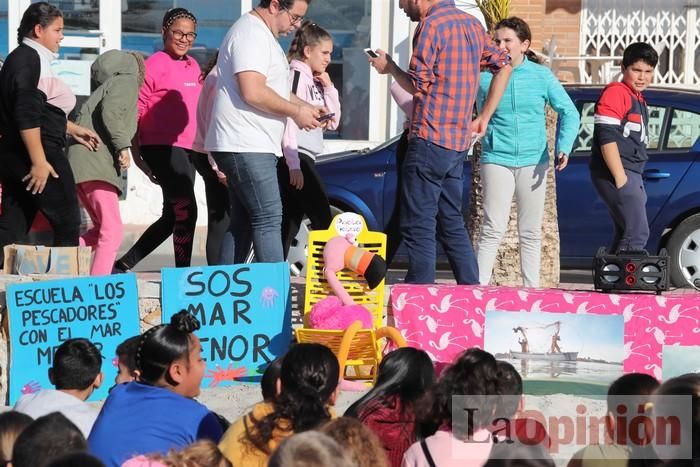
[0,1,690,467]
[0,324,696,467]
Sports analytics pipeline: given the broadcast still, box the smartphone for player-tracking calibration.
[469,133,481,151]
[364,48,379,58]
[318,113,335,123]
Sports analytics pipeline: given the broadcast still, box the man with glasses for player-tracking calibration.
[205,0,322,264]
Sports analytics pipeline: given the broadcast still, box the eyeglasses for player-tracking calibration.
[281,7,304,25]
[170,29,197,42]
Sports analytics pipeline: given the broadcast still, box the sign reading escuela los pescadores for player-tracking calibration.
[161,263,291,389]
[6,274,140,404]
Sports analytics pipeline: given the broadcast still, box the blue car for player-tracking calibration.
[304,85,700,288]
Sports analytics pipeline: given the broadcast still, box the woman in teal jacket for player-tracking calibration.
[476,17,580,288]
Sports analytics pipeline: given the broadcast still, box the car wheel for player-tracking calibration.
[244,205,344,277]
[666,213,700,289]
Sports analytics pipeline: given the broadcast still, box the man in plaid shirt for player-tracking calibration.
[370,0,511,284]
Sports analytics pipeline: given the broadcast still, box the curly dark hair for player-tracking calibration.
[431,348,500,439]
[245,343,339,454]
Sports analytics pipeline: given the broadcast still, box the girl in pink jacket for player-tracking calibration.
[280,22,341,259]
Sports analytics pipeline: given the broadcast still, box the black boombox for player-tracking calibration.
[593,247,669,294]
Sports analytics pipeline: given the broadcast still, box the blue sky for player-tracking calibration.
[662,346,700,379]
[484,310,624,362]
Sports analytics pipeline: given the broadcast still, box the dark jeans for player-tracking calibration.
[190,155,232,265]
[277,152,332,257]
[400,137,478,284]
[0,145,80,265]
[384,129,409,267]
[591,167,649,252]
[118,145,198,269]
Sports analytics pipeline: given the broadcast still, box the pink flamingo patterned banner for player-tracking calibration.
[391,285,700,379]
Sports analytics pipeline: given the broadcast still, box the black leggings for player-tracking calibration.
[0,145,80,265]
[191,155,231,265]
[117,146,230,269]
[277,152,332,257]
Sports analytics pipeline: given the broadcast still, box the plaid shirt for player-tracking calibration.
[408,0,510,152]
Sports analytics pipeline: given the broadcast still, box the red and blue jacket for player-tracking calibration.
[590,81,650,174]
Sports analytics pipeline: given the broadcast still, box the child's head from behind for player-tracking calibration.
[433,348,499,437]
[605,372,659,443]
[45,452,105,467]
[651,373,700,462]
[115,335,141,385]
[621,42,658,93]
[11,412,86,467]
[0,411,32,465]
[50,338,103,394]
[136,310,204,398]
[320,417,390,467]
[494,360,524,419]
[278,344,340,414]
[268,431,355,467]
[150,439,231,467]
[287,21,333,74]
[346,346,434,416]
[261,357,284,402]
[246,343,339,454]
[278,343,340,424]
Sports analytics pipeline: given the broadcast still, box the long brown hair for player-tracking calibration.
[287,20,332,63]
[148,440,231,467]
[321,417,390,467]
[495,16,541,64]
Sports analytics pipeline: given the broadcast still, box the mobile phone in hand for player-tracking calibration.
[469,134,481,151]
[318,113,335,123]
[364,48,378,58]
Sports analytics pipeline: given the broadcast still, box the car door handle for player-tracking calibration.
[643,170,671,179]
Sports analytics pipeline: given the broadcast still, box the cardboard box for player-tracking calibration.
[2,245,91,276]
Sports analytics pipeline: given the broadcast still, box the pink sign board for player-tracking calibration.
[391,285,700,380]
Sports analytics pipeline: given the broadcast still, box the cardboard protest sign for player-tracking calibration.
[3,244,91,276]
[6,274,140,404]
[161,263,291,388]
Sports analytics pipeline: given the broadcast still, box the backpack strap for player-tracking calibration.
[420,438,437,467]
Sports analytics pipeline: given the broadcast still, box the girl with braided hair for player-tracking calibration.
[219,343,340,466]
[115,8,229,271]
[279,21,340,259]
[88,311,222,467]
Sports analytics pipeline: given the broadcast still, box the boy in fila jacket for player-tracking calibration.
[280,22,341,258]
[590,42,658,253]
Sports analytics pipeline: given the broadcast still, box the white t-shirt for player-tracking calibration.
[14,389,99,438]
[205,12,290,156]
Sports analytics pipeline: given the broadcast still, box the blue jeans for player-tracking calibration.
[400,137,478,284]
[212,152,283,263]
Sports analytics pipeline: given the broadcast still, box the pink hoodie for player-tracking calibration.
[137,51,202,149]
[282,59,341,170]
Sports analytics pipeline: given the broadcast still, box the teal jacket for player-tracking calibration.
[477,57,580,167]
